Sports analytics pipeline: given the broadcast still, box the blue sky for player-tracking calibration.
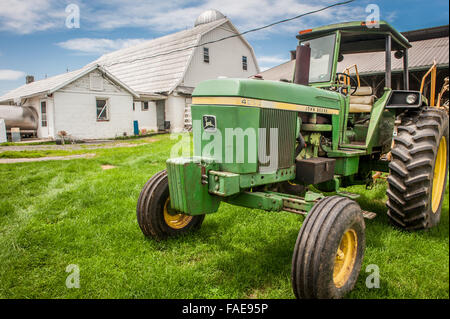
[0,0,448,96]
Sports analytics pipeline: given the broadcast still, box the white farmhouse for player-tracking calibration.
[0,9,259,139]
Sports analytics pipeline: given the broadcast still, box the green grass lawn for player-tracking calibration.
[0,135,448,299]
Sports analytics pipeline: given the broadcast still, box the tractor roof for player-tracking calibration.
[297,21,411,54]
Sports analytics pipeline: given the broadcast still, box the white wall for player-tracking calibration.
[133,101,158,133]
[165,95,186,133]
[52,70,135,139]
[53,91,133,139]
[182,22,259,88]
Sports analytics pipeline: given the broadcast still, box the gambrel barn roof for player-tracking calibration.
[0,16,258,103]
[91,17,232,95]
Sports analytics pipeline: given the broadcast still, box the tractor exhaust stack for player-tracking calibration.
[294,43,311,85]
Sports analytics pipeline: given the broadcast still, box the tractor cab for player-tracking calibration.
[295,21,417,155]
[297,20,411,96]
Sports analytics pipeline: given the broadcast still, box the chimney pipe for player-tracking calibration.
[26,75,34,84]
[294,44,311,86]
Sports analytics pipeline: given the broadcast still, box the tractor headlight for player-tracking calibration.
[406,94,417,105]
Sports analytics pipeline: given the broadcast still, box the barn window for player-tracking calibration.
[40,101,47,127]
[242,56,248,71]
[142,101,149,111]
[96,99,109,121]
[203,47,209,63]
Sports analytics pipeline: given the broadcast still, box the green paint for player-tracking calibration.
[365,89,392,152]
[334,157,360,176]
[302,124,332,131]
[192,104,260,174]
[208,171,241,197]
[166,157,220,215]
[192,78,341,110]
[226,191,284,212]
[164,20,413,219]
[226,190,322,214]
[239,166,296,189]
[297,21,411,50]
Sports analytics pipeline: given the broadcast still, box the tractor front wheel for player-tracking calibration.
[136,170,205,240]
[291,196,366,299]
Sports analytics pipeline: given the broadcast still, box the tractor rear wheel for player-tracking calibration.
[387,108,449,230]
[291,196,365,299]
[136,170,205,240]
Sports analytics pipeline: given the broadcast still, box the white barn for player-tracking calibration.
[0,9,259,139]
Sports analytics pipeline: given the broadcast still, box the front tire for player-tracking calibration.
[291,196,366,299]
[136,170,205,240]
[387,108,449,230]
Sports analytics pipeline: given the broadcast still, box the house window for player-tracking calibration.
[242,56,248,71]
[203,47,209,63]
[142,101,149,111]
[96,99,109,121]
[40,101,47,127]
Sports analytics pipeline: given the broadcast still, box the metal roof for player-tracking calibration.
[0,64,138,103]
[91,18,230,95]
[195,9,225,27]
[259,36,449,81]
[337,36,449,75]
[0,17,241,103]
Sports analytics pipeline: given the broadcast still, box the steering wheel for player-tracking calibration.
[336,72,358,95]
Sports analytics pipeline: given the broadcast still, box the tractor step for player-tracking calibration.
[362,210,377,220]
[336,191,360,200]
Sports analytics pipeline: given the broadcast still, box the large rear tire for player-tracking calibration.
[387,108,449,230]
[291,196,365,299]
[136,170,205,240]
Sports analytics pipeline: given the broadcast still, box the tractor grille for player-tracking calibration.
[258,108,297,170]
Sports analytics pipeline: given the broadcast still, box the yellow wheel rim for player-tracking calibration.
[333,229,358,288]
[163,197,193,230]
[432,137,447,213]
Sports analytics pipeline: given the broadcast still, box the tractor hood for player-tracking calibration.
[192,78,343,111]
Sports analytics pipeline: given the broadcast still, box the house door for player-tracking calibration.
[156,100,165,131]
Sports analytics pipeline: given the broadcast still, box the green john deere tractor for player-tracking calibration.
[137,21,449,298]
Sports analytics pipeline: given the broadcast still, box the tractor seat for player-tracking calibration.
[349,86,375,113]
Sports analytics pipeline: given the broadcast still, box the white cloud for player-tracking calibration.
[0,0,65,34]
[85,0,366,36]
[56,38,150,55]
[0,69,26,81]
[0,0,366,36]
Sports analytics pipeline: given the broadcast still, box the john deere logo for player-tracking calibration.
[203,115,216,132]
